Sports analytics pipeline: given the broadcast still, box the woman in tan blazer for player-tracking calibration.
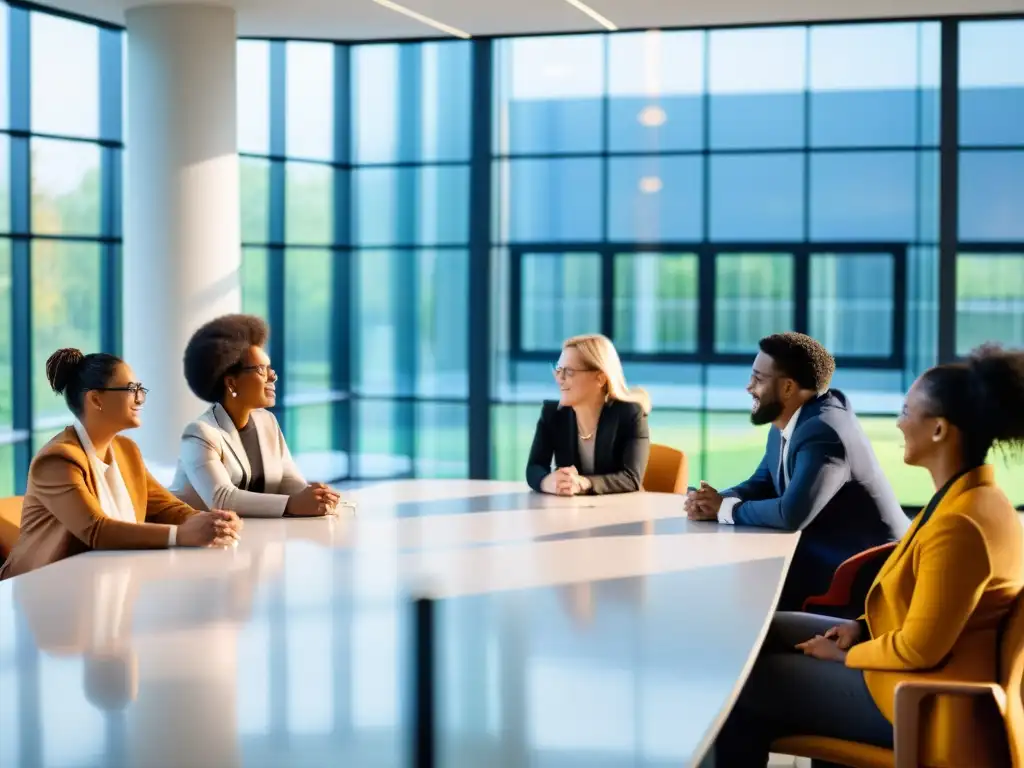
[712,344,1024,766]
[168,314,340,518]
[0,349,243,580]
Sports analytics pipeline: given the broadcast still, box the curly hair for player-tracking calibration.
[183,314,269,403]
[920,343,1024,467]
[758,332,836,392]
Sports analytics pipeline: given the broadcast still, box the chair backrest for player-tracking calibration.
[642,444,688,494]
[0,496,24,560]
[999,589,1024,768]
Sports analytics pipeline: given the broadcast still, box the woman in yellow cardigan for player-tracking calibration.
[713,344,1024,766]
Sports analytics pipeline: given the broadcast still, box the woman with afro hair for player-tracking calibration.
[168,314,340,518]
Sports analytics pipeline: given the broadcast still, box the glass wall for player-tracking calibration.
[956,20,1024,355]
[0,3,123,494]
[238,39,474,482]
[490,24,955,505]
[237,39,352,484]
[350,41,472,479]
[2,7,1020,505]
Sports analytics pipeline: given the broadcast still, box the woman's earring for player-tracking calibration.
[230,390,237,398]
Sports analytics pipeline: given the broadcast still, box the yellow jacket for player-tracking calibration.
[845,465,1023,766]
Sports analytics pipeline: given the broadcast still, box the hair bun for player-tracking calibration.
[45,348,85,395]
[966,343,1024,446]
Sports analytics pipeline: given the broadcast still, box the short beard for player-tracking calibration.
[751,398,784,426]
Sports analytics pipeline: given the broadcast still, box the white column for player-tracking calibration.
[123,5,241,472]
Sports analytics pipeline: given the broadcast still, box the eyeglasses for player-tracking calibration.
[552,365,597,380]
[239,364,276,379]
[98,383,149,403]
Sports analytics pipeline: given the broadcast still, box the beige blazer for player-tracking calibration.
[168,404,307,518]
[0,428,197,580]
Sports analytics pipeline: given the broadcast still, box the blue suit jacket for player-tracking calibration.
[724,389,910,611]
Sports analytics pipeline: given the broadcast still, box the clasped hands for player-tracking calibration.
[795,619,862,663]
[541,466,592,496]
[287,482,344,517]
[179,509,243,548]
[176,481,346,549]
[684,481,725,521]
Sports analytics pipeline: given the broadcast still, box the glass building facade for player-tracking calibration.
[0,4,122,496]
[1,3,1022,505]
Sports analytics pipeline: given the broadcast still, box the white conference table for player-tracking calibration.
[0,480,801,768]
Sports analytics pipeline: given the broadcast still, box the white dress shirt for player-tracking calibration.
[718,405,803,525]
[74,421,176,546]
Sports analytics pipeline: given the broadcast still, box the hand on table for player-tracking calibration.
[541,466,592,496]
[178,509,243,548]
[287,483,341,516]
[795,634,848,663]
[310,482,342,515]
[685,481,724,521]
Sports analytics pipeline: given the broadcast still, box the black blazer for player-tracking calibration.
[526,400,650,495]
[723,389,910,611]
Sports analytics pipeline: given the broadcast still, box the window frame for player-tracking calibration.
[0,6,123,493]
[509,241,908,370]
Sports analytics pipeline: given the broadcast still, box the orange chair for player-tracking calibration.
[772,588,1024,767]
[802,541,898,619]
[642,444,688,494]
[0,496,23,561]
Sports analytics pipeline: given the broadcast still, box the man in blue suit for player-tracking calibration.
[686,332,909,611]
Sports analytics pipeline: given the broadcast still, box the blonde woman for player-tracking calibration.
[526,334,651,495]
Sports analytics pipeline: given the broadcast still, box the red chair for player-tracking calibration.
[802,542,898,618]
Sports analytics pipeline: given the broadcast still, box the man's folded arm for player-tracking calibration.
[733,431,849,531]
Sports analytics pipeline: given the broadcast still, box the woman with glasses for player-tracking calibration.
[526,333,652,496]
[169,314,340,518]
[0,348,242,580]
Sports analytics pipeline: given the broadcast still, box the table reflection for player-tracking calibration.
[3,547,278,768]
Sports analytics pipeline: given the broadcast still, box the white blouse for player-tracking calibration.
[73,420,138,525]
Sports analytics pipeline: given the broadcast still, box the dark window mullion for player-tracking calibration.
[9,6,32,492]
[893,247,909,370]
[937,20,959,363]
[468,38,493,480]
[395,44,421,473]
[793,247,809,335]
[599,35,613,343]
[99,27,122,356]
[267,42,288,420]
[331,43,353,480]
[698,29,712,485]
[600,246,614,340]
